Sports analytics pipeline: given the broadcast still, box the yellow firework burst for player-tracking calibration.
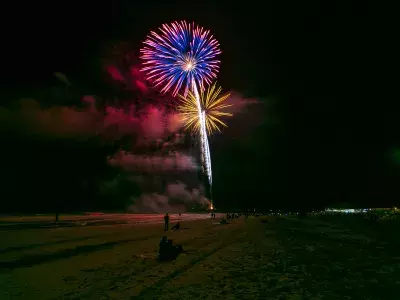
[178,83,232,135]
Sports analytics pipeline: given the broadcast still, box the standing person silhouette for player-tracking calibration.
[164,213,170,231]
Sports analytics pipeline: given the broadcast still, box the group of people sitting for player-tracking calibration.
[159,211,236,261]
[220,218,228,224]
[218,213,240,224]
[159,214,183,261]
[158,236,184,261]
[227,213,240,219]
[171,222,180,230]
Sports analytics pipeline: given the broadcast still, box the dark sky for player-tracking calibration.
[1,1,391,211]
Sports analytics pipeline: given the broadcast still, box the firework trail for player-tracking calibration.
[178,81,232,186]
[192,80,212,185]
[140,21,223,205]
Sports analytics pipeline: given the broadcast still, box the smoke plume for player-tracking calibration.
[128,181,210,213]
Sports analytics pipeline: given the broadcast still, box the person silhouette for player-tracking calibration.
[171,222,180,230]
[164,213,170,231]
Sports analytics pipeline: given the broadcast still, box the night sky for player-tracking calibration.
[1,1,391,212]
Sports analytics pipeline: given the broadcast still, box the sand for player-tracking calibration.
[1,214,399,299]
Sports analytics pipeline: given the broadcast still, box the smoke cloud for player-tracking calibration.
[0,93,197,212]
[0,53,264,213]
[105,63,149,93]
[224,91,261,115]
[108,150,198,173]
[128,181,210,213]
[0,96,182,142]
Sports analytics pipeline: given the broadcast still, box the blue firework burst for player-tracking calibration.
[140,21,221,96]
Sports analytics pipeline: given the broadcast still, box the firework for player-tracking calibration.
[140,21,223,206]
[178,82,232,135]
[140,21,221,96]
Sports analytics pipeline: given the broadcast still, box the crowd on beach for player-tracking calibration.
[158,210,270,261]
[158,208,400,261]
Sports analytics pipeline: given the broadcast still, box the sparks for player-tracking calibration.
[140,21,221,96]
[177,82,232,135]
